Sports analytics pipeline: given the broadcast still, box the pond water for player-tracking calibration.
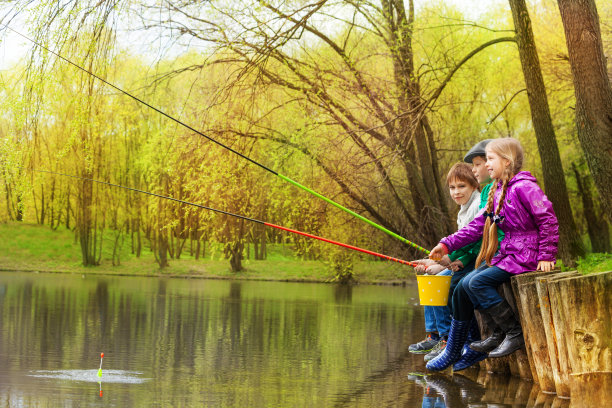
[0,271,570,407]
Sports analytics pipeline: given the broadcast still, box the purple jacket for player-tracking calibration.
[440,171,559,274]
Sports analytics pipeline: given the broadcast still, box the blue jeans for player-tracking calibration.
[421,396,445,408]
[452,264,512,320]
[423,260,475,336]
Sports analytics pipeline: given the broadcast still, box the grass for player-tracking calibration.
[576,252,612,275]
[0,221,415,284]
[6,221,607,282]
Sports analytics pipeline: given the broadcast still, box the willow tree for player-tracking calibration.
[6,0,518,257]
[126,0,517,253]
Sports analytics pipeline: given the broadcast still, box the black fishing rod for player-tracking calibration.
[21,167,417,267]
[1,23,429,255]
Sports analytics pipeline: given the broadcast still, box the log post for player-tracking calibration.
[478,280,532,379]
[536,271,581,397]
[511,270,559,389]
[569,371,612,408]
[549,271,612,404]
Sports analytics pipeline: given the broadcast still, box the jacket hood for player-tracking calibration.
[499,171,537,187]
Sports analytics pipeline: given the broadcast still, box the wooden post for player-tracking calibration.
[536,271,581,397]
[511,270,559,389]
[479,280,532,379]
[549,271,612,404]
[569,371,612,408]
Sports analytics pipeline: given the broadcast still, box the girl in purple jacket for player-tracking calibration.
[425,137,559,371]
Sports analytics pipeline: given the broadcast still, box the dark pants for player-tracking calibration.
[452,264,512,321]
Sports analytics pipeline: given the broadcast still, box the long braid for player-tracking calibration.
[484,175,510,264]
[475,181,498,267]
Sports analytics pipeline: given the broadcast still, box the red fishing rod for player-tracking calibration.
[24,168,418,267]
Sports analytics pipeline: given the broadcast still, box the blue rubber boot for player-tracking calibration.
[426,319,470,371]
[453,319,488,371]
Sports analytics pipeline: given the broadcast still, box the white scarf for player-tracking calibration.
[456,189,481,229]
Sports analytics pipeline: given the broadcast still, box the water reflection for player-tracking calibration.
[405,371,571,408]
[0,272,575,407]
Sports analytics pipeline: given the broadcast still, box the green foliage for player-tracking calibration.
[576,253,612,275]
[1,1,610,272]
[326,247,355,284]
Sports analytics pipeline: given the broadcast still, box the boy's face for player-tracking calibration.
[471,156,490,184]
[448,178,477,206]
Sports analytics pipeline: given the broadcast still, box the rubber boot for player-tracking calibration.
[426,319,470,371]
[488,300,524,358]
[469,307,505,353]
[453,319,488,371]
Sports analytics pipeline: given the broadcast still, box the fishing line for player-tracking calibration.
[22,167,418,267]
[2,23,429,255]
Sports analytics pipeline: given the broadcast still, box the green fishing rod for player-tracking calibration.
[3,24,429,255]
[21,167,418,267]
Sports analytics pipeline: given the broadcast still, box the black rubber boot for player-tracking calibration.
[468,309,504,353]
[487,300,524,358]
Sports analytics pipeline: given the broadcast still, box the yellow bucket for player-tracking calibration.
[416,275,452,306]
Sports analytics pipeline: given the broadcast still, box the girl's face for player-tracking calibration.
[448,178,477,206]
[471,156,490,184]
[485,150,510,180]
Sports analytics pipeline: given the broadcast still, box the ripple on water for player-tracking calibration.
[27,369,149,384]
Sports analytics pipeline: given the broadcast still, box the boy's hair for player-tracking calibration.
[445,162,480,191]
[476,138,524,266]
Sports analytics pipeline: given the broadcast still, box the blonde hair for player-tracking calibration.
[475,138,524,266]
[446,162,480,191]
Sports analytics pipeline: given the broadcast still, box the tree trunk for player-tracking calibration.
[156,230,169,268]
[509,0,585,266]
[557,0,612,222]
[225,241,244,272]
[572,163,610,252]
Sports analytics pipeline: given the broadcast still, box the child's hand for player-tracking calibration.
[425,264,446,275]
[415,264,428,273]
[412,258,435,273]
[537,261,555,272]
[449,260,464,272]
[429,243,448,261]
[438,255,451,267]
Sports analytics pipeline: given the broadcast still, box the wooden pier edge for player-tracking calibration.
[569,371,612,407]
[552,272,611,381]
[508,270,611,402]
[510,270,559,389]
[478,280,531,378]
[537,271,581,398]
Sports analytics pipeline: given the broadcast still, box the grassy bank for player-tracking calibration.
[0,221,413,283]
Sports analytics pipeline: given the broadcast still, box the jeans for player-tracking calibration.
[421,396,446,408]
[423,259,476,336]
[452,264,512,321]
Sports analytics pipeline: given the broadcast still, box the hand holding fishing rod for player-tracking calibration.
[428,243,448,261]
[1,23,429,256]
